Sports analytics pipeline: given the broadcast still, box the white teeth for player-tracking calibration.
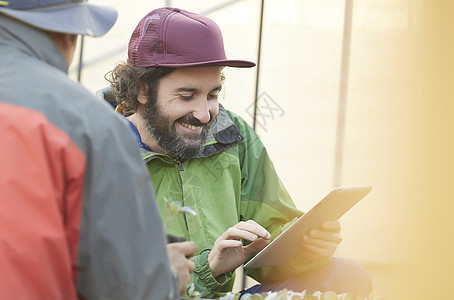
[181,122,201,130]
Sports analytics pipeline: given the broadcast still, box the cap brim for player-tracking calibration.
[148,59,256,68]
[0,3,117,37]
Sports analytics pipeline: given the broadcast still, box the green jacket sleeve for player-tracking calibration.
[226,111,330,283]
[188,250,234,298]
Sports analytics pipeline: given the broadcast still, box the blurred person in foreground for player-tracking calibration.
[0,1,195,299]
[101,7,373,299]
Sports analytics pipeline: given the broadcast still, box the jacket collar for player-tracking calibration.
[0,15,68,73]
[200,105,243,157]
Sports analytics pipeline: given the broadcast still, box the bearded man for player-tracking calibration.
[101,7,373,299]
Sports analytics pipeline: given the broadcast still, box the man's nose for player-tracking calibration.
[192,99,211,124]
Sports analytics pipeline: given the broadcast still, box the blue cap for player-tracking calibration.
[0,0,117,37]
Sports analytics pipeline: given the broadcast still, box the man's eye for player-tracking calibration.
[179,95,193,101]
[208,93,219,100]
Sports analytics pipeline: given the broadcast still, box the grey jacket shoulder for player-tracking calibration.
[0,16,179,300]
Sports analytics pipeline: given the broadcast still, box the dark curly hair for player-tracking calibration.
[105,63,175,113]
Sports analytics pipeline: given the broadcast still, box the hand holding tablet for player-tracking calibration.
[243,186,372,269]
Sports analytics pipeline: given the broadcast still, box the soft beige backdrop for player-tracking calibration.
[70,1,451,298]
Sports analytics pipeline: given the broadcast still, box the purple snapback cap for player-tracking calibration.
[128,7,255,68]
[0,0,117,37]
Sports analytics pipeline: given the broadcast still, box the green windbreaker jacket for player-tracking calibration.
[125,105,330,298]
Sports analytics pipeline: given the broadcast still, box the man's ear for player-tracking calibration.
[48,32,76,48]
[138,82,149,105]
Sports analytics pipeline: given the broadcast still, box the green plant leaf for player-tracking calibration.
[168,202,180,215]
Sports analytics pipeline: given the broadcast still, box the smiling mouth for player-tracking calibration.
[179,121,202,131]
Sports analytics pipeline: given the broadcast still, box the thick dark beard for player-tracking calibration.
[142,98,210,162]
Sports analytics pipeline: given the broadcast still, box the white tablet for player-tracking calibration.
[243,186,372,269]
